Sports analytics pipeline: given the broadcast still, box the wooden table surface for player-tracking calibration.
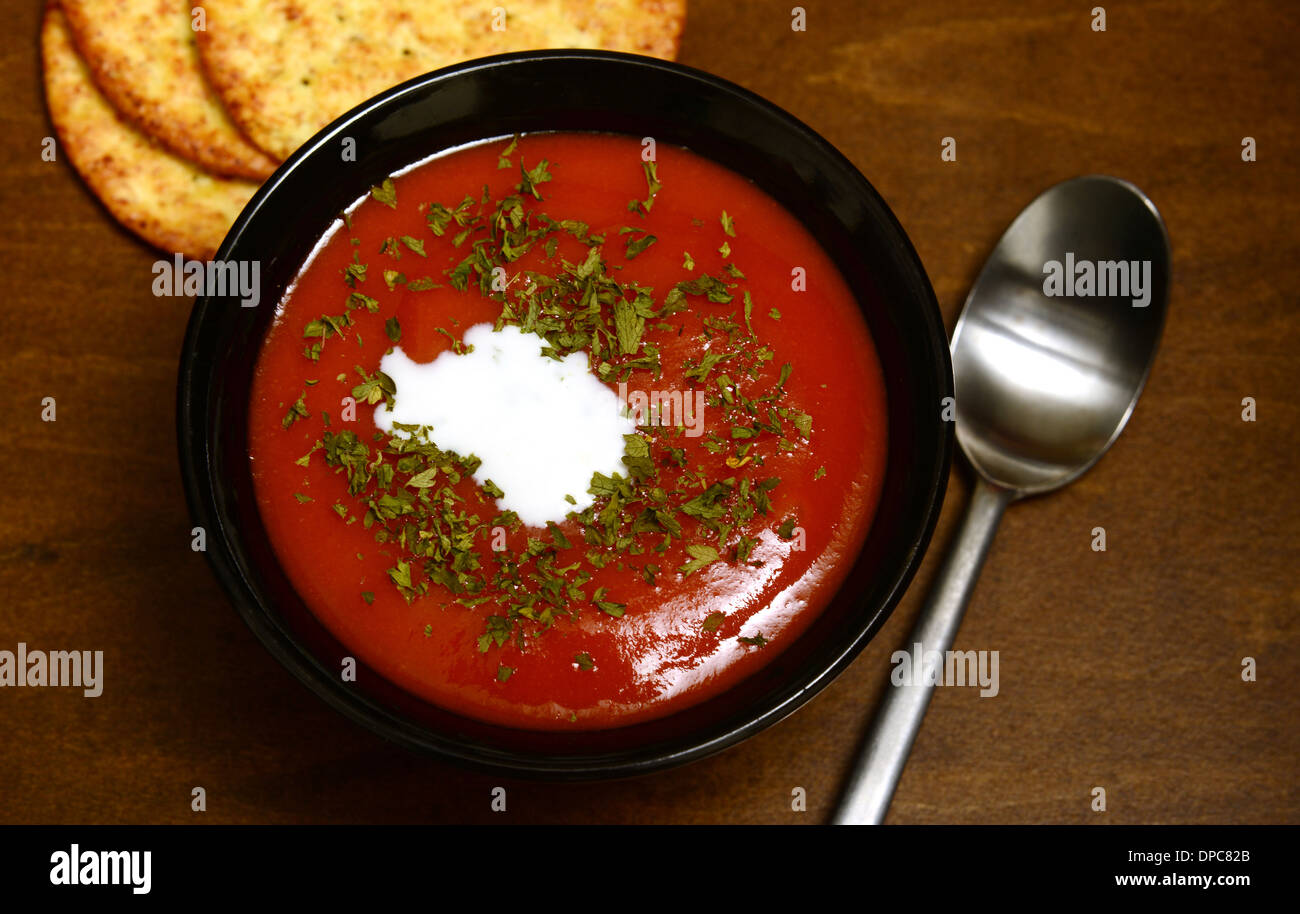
[2,0,1296,824]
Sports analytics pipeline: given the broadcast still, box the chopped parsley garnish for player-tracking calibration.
[679,544,720,577]
[518,158,552,200]
[628,161,662,215]
[370,178,397,209]
[497,134,519,169]
[281,391,310,428]
[625,232,657,259]
[285,139,815,663]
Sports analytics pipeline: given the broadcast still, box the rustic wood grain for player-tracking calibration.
[1,0,1295,824]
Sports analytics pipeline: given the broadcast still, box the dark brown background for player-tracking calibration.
[1,0,1296,824]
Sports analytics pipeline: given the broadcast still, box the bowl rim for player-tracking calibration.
[178,48,954,779]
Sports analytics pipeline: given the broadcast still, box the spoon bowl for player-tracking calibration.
[953,176,1170,495]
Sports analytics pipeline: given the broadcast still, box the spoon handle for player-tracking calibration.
[831,477,1011,824]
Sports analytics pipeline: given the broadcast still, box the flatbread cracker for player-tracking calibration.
[61,0,278,180]
[196,0,687,161]
[42,3,258,260]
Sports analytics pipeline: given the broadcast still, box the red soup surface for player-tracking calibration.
[248,132,887,730]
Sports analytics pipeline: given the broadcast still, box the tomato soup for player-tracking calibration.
[248,133,887,730]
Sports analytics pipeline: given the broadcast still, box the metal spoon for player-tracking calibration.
[832,175,1170,824]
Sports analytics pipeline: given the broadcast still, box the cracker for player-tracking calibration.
[61,0,278,180]
[196,0,687,161]
[42,3,258,260]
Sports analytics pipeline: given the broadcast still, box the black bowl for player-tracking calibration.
[177,51,953,779]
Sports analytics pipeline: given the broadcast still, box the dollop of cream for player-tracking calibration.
[374,323,636,527]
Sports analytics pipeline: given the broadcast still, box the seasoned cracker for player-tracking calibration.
[43,3,258,260]
[61,0,278,180]
[197,0,687,160]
